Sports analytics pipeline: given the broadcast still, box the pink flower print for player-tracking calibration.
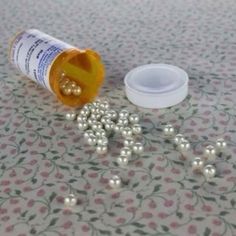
[1,180,10,186]
[125,198,134,205]
[55,172,64,179]
[10,198,19,204]
[0,208,7,214]
[13,207,21,214]
[164,200,174,207]
[62,220,72,229]
[116,217,126,224]
[167,188,176,196]
[5,225,14,233]
[188,225,197,234]
[212,218,222,226]
[148,221,157,230]
[128,170,135,177]
[94,198,104,204]
[1,216,10,222]
[184,204,195,211]
[158,212,168,219]
[37,189,45,197]
[84,183,91,190]
[170,221,179,228]
[39,206,47,214]
[202,205,212,212]
[142,212,153,218]
[111,192,120,199]
[40,171,49,178]
[82,224,90,232]
[126,207,137,213]
[88,172,98,178]
[27,199,35,207]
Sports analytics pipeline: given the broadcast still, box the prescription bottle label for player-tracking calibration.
[10,29,75,92]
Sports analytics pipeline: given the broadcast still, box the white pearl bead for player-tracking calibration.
[114,124,124,133]
[96,145,108,155]
[65,111,76,121]
[132,124,142,135]
[203,164,216,180]
[91,122,103,131]
[109,175,122,189]
[129,114,139,124]
[117,155,129,167]
[101,116,111,124]
[124,138,134,147]
[120,147,132,157]
[174,134,185,145]
[204,145,216,161]
[104,122,115,131]
[95,108,105,115]
[92,101,100,108]
[192,157,204,173]
[121,127,133,138]
[163,124,175,136]
[95,129,106,137]
[64,193,77,207]
[84,130,94,139]
[216,138,227,150]
[77,122,88,131]
[105,110,117,120]
[80,109,90,117]
[77,115,87,123]
[90,113,102,120]
[83,103,93,111]
[119,109,129,119]
[87,118,97,126]
[87,135,97,145]
[100,101,110,110]
[97,136,108,145]
[118,118,129,126]
[132,142,144,154]
[179,139,190,152]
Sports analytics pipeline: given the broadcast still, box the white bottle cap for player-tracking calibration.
[124,64,189,109]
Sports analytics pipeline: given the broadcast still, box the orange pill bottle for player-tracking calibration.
[9,29,105,107]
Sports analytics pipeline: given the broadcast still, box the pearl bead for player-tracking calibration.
[62,87,72,96]
[96,145,108,155]
[95,108,105,115]
[174,134,185,145]
[65,111,76,121]
[179,139,190,152]
[77,115,87,122]
[72,86,82,96]
[104,121,115,131]
[117,155,129,167]
[132,124,142,135]
[100,101,110,110]
[120,147,132,157]
[216,138,227,150]
[109,175,122,189]
[83,103,93,111]
[101,116,111,124]
[129,114,139,124]
[119,109,129,119]
[203,164,216,180]
[77,122,88,131]
[91,122,103,131]
[97,136,108,145]
[121,127,133,138]
[80,109,90,117]
[163,124,175,136]
[64,193,77,207]
[87,135,97,145]
[69,81,77,88]
[114,124,124,133]
[124,138,134,147]
[204,145,216,161]
[87,118,97,126]
[90,113,102,120]
[132,142,144,154]
[90,107,96,113]
[192,157,204,173]
[95,129,106,137]
[105,110,117,120]
[92,101,100,108]
[118,118,129,126]
[84,130,94,139]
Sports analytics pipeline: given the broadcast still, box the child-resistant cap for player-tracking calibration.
[124,64,189,109]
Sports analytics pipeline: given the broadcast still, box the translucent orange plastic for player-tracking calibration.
[49,48,105,107]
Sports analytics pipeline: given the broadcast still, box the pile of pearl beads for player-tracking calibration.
[64,193,77,207]
[66,99,144,160]
[59,77,82,96]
